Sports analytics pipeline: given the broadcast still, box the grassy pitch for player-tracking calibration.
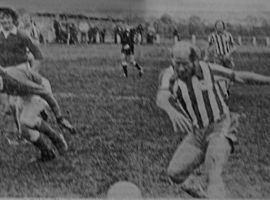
[0,44,269,198]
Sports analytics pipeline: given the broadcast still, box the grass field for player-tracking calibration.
[0,43,270,198]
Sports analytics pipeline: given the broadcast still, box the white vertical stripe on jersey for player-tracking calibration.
[200,63,221,121]
[217,34,225,55]
[214,83,229,114]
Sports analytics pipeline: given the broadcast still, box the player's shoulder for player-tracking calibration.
[158,66,174,90]
[224,31,233,38]
[160,66,174,77]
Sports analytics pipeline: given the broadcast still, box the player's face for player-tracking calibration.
[173,58,194,79]
[216,22,224,33]
[0,15,13,31]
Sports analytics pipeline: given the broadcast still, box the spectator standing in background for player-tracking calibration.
[19,13,40,45]
[88,23,97,43]
[114,23,122,44]
[53,14,67,44]
[173,26,179,43]
[147,24,156,44]
[78,19,90,43]
[99,23,106,43]
[136,23,143,44]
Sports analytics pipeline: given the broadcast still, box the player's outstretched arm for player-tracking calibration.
[234,71,270,84]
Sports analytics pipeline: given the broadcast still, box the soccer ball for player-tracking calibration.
[107,181,142,199]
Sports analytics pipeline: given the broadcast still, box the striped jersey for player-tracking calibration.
[160,61,234,129]
[208,31,234,56]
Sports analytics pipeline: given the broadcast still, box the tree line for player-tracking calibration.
[128,13,270,40]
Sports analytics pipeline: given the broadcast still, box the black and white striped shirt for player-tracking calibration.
[160,62,234,129]
[208,31,234,56]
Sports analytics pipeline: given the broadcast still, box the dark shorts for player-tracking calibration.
[121,46,134,55]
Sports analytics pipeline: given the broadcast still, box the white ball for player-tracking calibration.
[107,181,142,199]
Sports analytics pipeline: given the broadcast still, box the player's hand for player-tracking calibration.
[167,108,192,133]
[124,44,130,50]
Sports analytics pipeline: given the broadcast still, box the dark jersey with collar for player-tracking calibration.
[0,29,43,67]
[121,29,136,54]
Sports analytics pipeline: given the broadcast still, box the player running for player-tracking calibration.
[204,20,236,69]
[120,23,143,78]
[204,20,237,99]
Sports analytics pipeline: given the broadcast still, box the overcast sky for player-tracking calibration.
[1,0,143,11]
[1,0,270,22]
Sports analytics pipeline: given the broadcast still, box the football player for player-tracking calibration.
[120,23,143,78]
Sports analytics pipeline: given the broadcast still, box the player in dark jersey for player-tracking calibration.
[120,23,143,78]
[0,7,75,161]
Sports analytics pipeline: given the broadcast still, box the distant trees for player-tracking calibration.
[156,13,270,39]
[112,12,270,40]
[160,13,173,24]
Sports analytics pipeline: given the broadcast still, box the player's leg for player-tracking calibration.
[129,50,143,77]
[21,126,56,162]
[168,131,207,198]
[202,116,233,198]
[167,132,204,184]
[121,53,128,77]
[19,104,68,155]
[203,135,231,198]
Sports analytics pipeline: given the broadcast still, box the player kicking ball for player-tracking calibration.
[120,23,143,78]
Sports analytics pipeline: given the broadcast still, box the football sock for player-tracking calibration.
[122,65,128,77]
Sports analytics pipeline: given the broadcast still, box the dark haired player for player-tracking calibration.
[120,23,143,78]
[0,7,75,161]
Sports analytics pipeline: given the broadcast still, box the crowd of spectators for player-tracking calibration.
[18,14,161,45]
[52,15,106,45]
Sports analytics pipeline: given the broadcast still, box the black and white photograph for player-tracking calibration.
[0,0,270,198]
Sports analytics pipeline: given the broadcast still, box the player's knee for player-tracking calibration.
[28,130,40,142]
[167,164,188,184]
[131,60,136,65]
[210,136,231,154]
[21,126,40,142]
